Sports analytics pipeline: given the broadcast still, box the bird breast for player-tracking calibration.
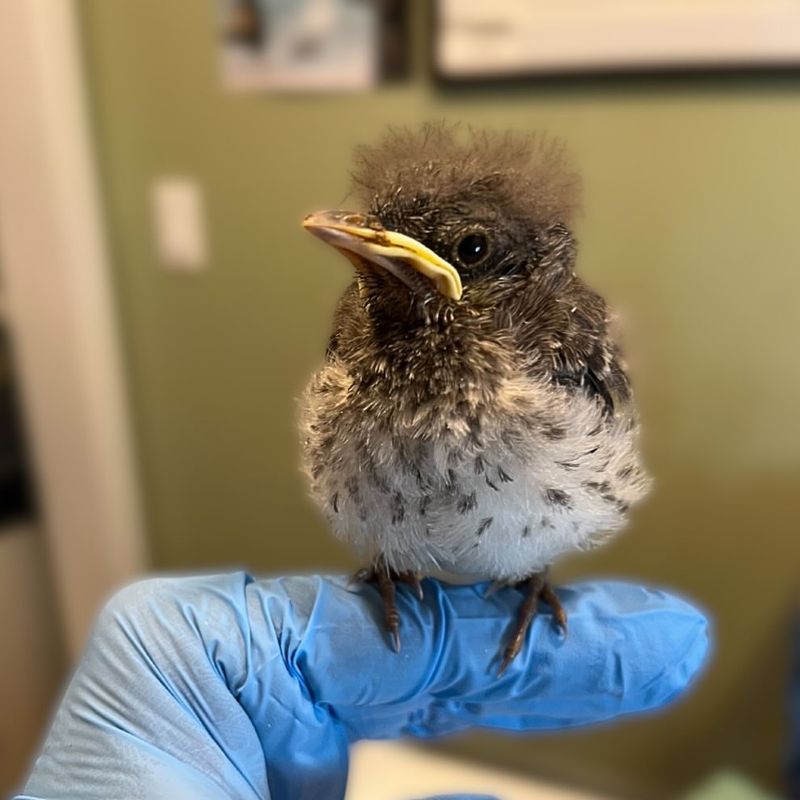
[301,360,649,582]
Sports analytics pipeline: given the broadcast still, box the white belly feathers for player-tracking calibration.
[301,362,648,582]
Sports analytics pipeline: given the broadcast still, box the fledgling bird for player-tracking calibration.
[301,124,650,673]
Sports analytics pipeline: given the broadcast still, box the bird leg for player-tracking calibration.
[498,573,567,676]
[350,562,423,653]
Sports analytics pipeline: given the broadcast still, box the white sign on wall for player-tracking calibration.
[436,0,800,78]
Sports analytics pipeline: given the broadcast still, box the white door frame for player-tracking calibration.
[0,0,148,659]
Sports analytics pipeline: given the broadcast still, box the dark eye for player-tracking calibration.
[455,231,489,267]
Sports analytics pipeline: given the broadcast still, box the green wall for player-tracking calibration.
[79,2,800,796]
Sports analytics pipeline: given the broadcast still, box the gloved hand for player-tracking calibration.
[16,574,709,800]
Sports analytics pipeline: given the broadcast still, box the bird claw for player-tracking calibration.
[542,584,568,636]
[497,653,513,678]
[496,574,567,676]
[396,571,424,601]
[350,564,424,653]
[348,567,373,587]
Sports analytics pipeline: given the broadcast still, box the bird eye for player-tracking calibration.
[455,231,490,267]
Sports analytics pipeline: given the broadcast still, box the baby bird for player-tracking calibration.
[301,124,650,673]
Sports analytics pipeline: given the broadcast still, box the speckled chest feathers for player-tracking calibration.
[300,125,650,581]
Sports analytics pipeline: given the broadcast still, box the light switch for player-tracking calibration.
[152,177,208,270]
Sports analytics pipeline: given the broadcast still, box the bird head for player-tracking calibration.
[304,124,581,327]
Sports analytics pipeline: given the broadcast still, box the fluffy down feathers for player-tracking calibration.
[351,122,581,230]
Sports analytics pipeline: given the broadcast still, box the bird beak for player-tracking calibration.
[303,210,463,301]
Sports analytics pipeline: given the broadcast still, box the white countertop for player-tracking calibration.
[347,741,608,800]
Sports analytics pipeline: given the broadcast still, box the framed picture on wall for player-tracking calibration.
[217,0,408,92]
[434,0,800,80]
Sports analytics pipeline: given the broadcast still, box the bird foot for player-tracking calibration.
[497,573,567,677]
[349,563,423,653]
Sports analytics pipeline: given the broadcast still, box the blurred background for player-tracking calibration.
[1,1,800,798]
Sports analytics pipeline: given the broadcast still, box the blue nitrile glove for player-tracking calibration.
[16,574,709,800]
